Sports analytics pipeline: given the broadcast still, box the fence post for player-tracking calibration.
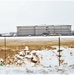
[59,37,60,66]
[4,36,6,66]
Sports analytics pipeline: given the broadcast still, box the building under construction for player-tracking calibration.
[17,25,71,36]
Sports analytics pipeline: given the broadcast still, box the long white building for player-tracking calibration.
[17,25,71,36]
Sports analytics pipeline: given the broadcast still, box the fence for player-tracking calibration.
[0,36,74,66]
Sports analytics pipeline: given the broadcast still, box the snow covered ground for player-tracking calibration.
[0,36,74,74]
[0,46,74,74]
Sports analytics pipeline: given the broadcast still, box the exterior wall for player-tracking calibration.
[35,26,47,35]
[17,26,35,36]
[17,25,71,36]
[54,25,71,35]
[48,25,54,34]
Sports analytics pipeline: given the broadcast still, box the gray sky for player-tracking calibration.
[0,1,74,33]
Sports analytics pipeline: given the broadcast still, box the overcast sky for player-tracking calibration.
[0,1,74,33]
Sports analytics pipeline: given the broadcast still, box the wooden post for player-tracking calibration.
[59,37,60,66]
[4,36,6,66]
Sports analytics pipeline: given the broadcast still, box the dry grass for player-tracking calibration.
[3,43,56,51]
[1,40,58,51]
[60,60,64,64]
[60,41,74,48]
[0,39,58,62]
[0,38,74,65]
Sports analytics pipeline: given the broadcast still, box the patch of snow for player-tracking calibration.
[0,46,74,74]
[19,51,25,56]
[25,54,33,59]
[14,54,24,59]
[24,46,29,51]
[0,58,4,62]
